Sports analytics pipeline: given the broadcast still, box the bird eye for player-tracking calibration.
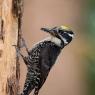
[59,30,65,36]
[59,30,63,33]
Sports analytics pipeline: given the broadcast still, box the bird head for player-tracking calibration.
[41,26,74,46]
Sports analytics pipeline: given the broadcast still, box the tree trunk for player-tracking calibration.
[0,0,23,95]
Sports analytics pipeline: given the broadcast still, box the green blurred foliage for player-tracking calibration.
[85,0,95,95]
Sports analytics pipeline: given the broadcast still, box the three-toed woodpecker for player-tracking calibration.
[17,26,74,95]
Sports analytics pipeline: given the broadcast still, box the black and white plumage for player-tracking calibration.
[17,26,74,95]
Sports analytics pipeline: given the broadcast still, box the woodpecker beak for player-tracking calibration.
[41,27,50,32]
[41,27,57,36]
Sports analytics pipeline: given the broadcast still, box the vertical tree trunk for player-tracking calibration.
[0,0,23,95]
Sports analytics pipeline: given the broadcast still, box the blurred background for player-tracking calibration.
[19,0,95,95]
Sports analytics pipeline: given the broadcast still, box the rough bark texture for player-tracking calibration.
[0,0,23,95]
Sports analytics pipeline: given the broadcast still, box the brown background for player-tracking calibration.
[20,0,88,95]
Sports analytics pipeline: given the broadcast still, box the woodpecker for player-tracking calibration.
[16,26,74,95]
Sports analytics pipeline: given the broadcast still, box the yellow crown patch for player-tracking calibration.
[60,26,70,30]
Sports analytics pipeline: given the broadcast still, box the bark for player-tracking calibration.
[0,0,23,95]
